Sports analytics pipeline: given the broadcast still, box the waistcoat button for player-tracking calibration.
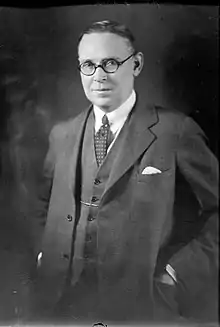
[91,196,98,202]
[94,179,101,185]
[85,234,92,242]
[88,216,95,222]
[66,214,73,222]
[84,253,89,259]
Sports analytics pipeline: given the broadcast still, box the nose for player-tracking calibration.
[93,66,107,82]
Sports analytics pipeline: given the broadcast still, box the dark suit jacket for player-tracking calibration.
[30,94,218,323]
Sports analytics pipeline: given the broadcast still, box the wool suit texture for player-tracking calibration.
[30,93,218,323]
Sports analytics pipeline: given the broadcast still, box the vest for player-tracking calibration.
[71,109,130,285]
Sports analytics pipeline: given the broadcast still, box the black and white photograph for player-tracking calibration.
[0,4,218,327]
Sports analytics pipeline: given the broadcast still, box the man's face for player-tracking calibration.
[78,32,137,112]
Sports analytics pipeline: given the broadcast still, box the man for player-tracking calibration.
[30,20,218,325]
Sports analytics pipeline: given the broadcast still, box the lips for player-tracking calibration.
[92,89,112,91]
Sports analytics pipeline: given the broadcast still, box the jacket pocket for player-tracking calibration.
[137,169,171,183]
[154,278,180,316]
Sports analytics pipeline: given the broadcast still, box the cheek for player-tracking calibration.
[109,75,125,90]
[123,70,134,85]
[114,76,133,96]
[81,77,91,94]
[116,70,133,88]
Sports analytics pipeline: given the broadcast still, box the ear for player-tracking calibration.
[133,52,144,77]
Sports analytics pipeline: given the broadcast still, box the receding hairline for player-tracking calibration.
[77,20,136,53]
[78,31,135,53]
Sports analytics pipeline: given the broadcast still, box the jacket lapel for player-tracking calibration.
[63,99,158,202]
[103,100,159,199]
[65,106,93,192]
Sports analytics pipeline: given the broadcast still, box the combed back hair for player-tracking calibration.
[78,20,136,53]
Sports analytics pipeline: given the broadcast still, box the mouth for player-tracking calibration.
[92,89,112,92]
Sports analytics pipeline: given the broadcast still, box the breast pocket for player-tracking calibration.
[137,169,172,183]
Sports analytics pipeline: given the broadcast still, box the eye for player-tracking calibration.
[104,59,117,67]
[81,61,94,68]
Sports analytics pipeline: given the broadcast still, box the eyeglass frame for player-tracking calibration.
[78,52,136,76]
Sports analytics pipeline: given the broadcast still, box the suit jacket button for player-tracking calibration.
[66,214,73,222]
[94,179,101,185]
[62,253,69,260]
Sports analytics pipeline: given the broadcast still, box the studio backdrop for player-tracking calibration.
[0,4,218,321]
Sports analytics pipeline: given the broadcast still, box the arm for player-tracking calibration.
[30,127,56,258]
[168,116,218,293]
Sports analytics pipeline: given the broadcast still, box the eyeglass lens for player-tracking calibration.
[80,59,119,75]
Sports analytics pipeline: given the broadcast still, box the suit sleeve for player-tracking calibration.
[30,126,56,258]
[169,116,218,293]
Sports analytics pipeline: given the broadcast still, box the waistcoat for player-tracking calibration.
[71,109,130,285]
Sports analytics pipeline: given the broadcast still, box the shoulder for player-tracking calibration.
[155,105,186,126]
[154,105,205,137]
[49,107,90,141]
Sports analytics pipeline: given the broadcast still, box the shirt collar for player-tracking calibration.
[93,90,136,133]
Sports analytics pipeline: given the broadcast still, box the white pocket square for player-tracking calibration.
[141,166,162,175]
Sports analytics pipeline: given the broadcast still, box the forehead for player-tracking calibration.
[78,32,130,60]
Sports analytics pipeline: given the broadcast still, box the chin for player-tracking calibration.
[91,97,113,109]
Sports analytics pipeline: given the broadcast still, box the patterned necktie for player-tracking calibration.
[94,114,113,166]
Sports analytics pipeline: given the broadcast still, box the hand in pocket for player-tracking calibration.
[154,277,180,319]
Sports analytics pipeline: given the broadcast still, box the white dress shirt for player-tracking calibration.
[93,90,136,152]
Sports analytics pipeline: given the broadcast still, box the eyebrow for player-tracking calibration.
[78,56,122,63]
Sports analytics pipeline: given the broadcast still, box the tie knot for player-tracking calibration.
[102,114,110,127]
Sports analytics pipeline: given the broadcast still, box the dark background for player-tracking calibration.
[0,4,218,323]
